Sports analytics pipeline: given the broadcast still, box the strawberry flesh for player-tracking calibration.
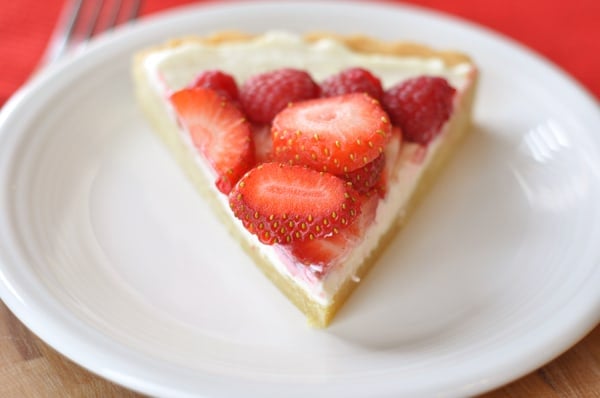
[341,153,386,194]
[228,162,361,245]
[374,129,403,197]
[251,123,273,165]
[272,93,392,174]
[286,193,379,273]
[170,88,254,194]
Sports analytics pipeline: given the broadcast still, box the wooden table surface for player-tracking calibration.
[1,301,598,397]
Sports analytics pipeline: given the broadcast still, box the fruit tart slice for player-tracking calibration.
[132,31,478,327]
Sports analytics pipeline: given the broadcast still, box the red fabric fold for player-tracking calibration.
[1,0,598,106]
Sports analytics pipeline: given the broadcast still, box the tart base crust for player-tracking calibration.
[132,32,478,327]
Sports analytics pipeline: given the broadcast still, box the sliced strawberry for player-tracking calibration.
[386,127,403,170]
[375,128,403,197]
[251,123,273,164]
[341,153,385,194]
[344,191,379,236]
[373,170,388,199]
[228,162,361,245]
[289,233,352,275]
[272,93,392,174]
[287,193,379,273]
[170,88,254,194]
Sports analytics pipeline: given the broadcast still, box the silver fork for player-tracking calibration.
[41,0,142,65]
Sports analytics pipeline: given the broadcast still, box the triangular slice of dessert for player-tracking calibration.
[132,31,478,327]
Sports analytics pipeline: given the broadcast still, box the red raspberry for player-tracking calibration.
[321,67,384,101]
[272,93,392,175]
[189,70,239,100]
[382,76,456,144]
[240,68,320,124]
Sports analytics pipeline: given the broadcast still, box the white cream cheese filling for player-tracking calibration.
[142,31,474,305]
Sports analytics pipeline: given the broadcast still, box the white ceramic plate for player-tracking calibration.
[1,1,599,397]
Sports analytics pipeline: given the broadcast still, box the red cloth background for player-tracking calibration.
[1,0,599,106]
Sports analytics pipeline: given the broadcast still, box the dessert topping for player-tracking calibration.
[240,68,320,124]
[271,93,392,174]
[176,67,458,251]
[228,162,361,245]
[382,76,455,144]
[320,67,384,101]
[189,70,239,101]
[251,123,273,164]
[286,193,378,269]
[170,88,254,194]
[340,153,386,194]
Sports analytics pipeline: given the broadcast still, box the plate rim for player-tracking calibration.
[1,1,599,397]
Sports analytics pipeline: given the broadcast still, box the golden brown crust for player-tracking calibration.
[134,30,474,71]
[303,32,473,66]
[132,31,478,328]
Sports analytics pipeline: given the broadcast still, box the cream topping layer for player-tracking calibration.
[143,31,474,305]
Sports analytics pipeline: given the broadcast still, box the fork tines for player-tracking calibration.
[43,0,142,64]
